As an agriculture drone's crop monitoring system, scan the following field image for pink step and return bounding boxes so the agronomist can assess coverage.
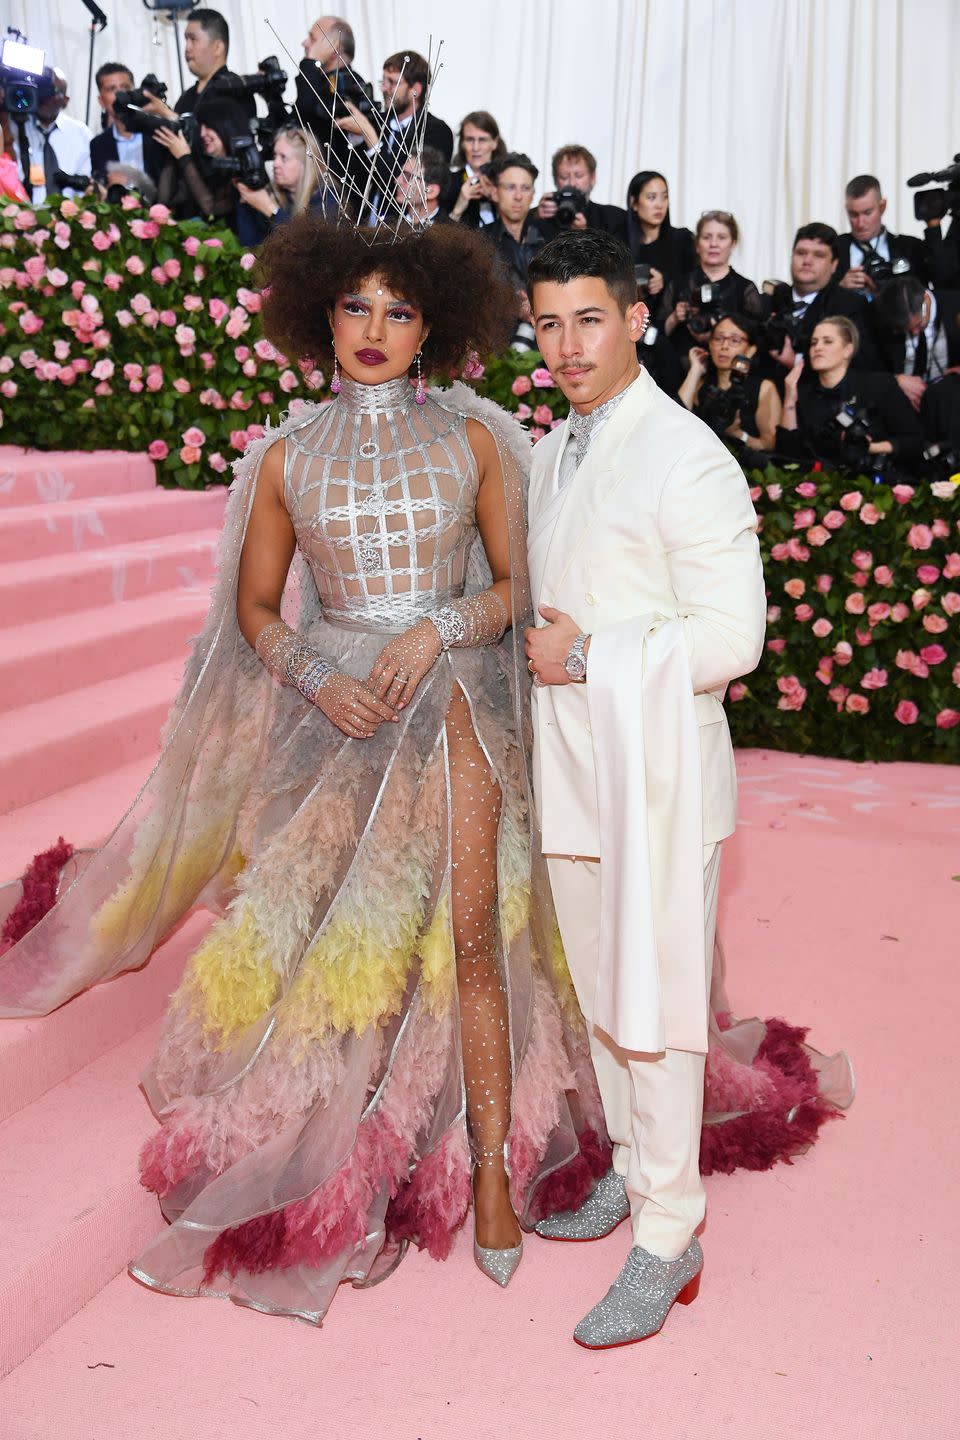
[0,1016,164,1378]
[0,488,226,563]
[0,657,185,814]
[0,449,156,507]
[0,589,209,711]
[0,910,210,1125]
[0,529,221,624]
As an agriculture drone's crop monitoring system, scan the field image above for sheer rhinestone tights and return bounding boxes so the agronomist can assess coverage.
[445,685,521,1251]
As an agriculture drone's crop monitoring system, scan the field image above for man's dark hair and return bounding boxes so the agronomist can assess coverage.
[95,62,134,91]
[874,275,926,333]
[793,222,839,258]
[417,145,447,194]
[551,144,597,183]
[383,50,429,103]
[491,151,538,184]
[187,8,230,55]
[845,173,882,201]
[527,229,636,313]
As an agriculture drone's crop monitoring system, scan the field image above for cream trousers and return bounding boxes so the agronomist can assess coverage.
[547,843,721,1259]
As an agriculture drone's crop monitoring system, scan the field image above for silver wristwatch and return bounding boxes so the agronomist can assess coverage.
[564,632,590,682]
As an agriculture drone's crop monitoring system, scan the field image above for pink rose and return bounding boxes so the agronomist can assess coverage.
[840,490,863,511]
[237,286,261,313]
[208,297,229,324]
[530,367,554,387]
[24,255,45,282]
[828,684,849,709]
[766,637,787,653]
[806,525,830,547]
[240,252,256,271]
[147,439,169,461]
[94,382,113,397]
[776,675,807,711]
[894,701,919,725]
[183,295,203,313]
[205,238,224,249]
[242,359,257,378]
[258,390,274,405]
[766,482,782,500]
[173,378,191,394]
[822,510,846,530]
[229,390,252,411]
[70,280,86,300]
[38,360,61,382]
[873,565,893,586]
[891,484,915,504]
[767,604,781,623]
[770,543,788,562]
[254,339,277,363]
[891,602,910,623]
[91,358,115,381]
[246,424,266,442]
[163,258,181,280]
[179,445,202,466]
[208,452,228,474]
[19,350,38,369]
[784,578,806,599]
[160,309,177,327]
[175,323,196,349]
[895,650,929,678]
[941,592,960,616]
[130,292,151,316]
[785,538,810,562]
[91,230,112,251]
[150,266,168,287]
[13,208,37,230]
[225,309,249,339]
[462,355,485,381]
[917,564,941,585]
[19,311,43,335]
[944,553,960,580]
[145,371,163,393]
[59,200,78,220]
[148,203,172,223]
[860,668,888,690]
[130,219,160,241]
[912,588,931,610]
[125,255,146,276]
[727,682,746,702]
[279,369,299,393]
[845,592,866,614]
[115,309,134,327]
[907,523,934,550]
[230,429,249,451]
[815,574,833,594]
[920,644,948,665]
[511,374,533,396]
[749,485,762,502]
[181,426,206,447]
[860,502,881,525]
[932,518,950,538]
[103,272,122,291]
[867,602,891,625]
[533,403,554,424]
[793,507,816,529]
[795,481,818,498]
[851,549,873,570]
[834,641,853,666]
[0,380,17,399]
[846,694,870,714]
[194,265,206,282]
[936,709,960,729]
[816,657,834,684]
[812,618,833,638]
[142,309,160,329]
[795,603,814,622]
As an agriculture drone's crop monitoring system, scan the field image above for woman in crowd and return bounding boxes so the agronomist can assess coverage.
[778,315,925,465]
[447,110,505,227]
[235,124,335,232]
[154,98,253,235]
[0,107,28,202]
[679,312,781,451]
[625,170,695,313]
[664,209,763,360]
[0,217,610,1322]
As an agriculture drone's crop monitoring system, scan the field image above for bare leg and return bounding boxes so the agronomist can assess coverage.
[446,685,521,1250]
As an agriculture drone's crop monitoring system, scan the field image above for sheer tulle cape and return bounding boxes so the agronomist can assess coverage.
[0,386,609,1321]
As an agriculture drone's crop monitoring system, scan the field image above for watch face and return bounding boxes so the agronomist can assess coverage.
[565,653,586,680]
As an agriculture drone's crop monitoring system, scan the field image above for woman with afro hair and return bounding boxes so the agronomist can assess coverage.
[0,217,613,1323]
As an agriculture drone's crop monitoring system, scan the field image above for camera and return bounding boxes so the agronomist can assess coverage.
[116,73,167,108]
[217,55,289,108]
[908,156,960,224]
[0,31,45,117]
[760,305,801,356]
[824,398,875,459]
[859,241,911,289]
[686,282,721,339]
[114,75,185,138]
[207,133,270,190]
[330,68,376,121]
[552,186,588,227]
[922,440,960,479]
[698,354,752,436]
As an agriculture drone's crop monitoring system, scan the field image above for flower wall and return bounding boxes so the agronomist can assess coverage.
[0,196,957,763]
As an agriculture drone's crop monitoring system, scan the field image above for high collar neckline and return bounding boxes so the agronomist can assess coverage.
[336,373,415,414]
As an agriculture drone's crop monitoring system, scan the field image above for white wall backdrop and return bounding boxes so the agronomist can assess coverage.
[13,0,960,283]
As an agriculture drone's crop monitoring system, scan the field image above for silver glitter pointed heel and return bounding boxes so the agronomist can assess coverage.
[573,1237,703,1349]
[535,1167,630,1242]
[472,1141,523,1288]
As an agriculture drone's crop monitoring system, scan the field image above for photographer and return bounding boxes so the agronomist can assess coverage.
[396,146,451,226]
[155,98,252,233]
[777,316,924,468]
[679,312,781,451]
[13,66,91,202]
[235,124,334,230]
[837,174,925,293]
[874,275,960,448]
[763,223,880,375]
[297,15,367,180]
[536,145,628,240]
[923,216,960,289]
[447,111,505,227]
[663,210,762,359]
[173,9,255,122]
[91,63,166,188]
[625,170,694,316]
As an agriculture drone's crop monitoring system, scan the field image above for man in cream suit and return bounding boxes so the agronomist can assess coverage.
[524,231,766,1349]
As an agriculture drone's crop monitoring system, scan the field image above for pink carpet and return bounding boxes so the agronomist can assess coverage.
[0,452,956,1437]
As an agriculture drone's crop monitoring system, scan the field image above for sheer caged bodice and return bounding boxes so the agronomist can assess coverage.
[283,375,479,631]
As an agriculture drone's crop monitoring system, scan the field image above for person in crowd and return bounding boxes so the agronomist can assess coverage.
[297,15,367,187]
[235,124,335,231]
[778,315,924,466]
[395,146,451,225]
[485,152,549,291]
[625,169,694,313]
[763,223,881,375]
[536,145,628,240]
[104,160,158,205]
[90,62,166,188]
[679,312,781,451]
[447,111,505,228]
[923,212,960,289]
[663,210,762,360]
[154,97,253,235]
[874,275,960,447]
[0,102,29,201]
[173,8,256,121]
[836,174,925,292]
[11,66,91,203]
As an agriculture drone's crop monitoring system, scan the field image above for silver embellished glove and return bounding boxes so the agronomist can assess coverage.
[255,621,396,739]
[428,591,509,650]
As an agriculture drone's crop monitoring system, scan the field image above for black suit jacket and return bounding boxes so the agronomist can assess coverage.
[175,67,256,123]
[876,288,960,374]
[923,221,960,288]
[836,229,926,284]
[766,280,883,370]
[541,199,628,243]
[90,128,166,186]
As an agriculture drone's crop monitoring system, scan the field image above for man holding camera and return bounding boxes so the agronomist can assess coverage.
[537,145,627,241]
[396,147,451,226]
[874,275,960,442]
[764,223,880,374]
[91,63,166,187]
[837,174,925,293]
[174,9,255,122]
[14,66,91,202]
